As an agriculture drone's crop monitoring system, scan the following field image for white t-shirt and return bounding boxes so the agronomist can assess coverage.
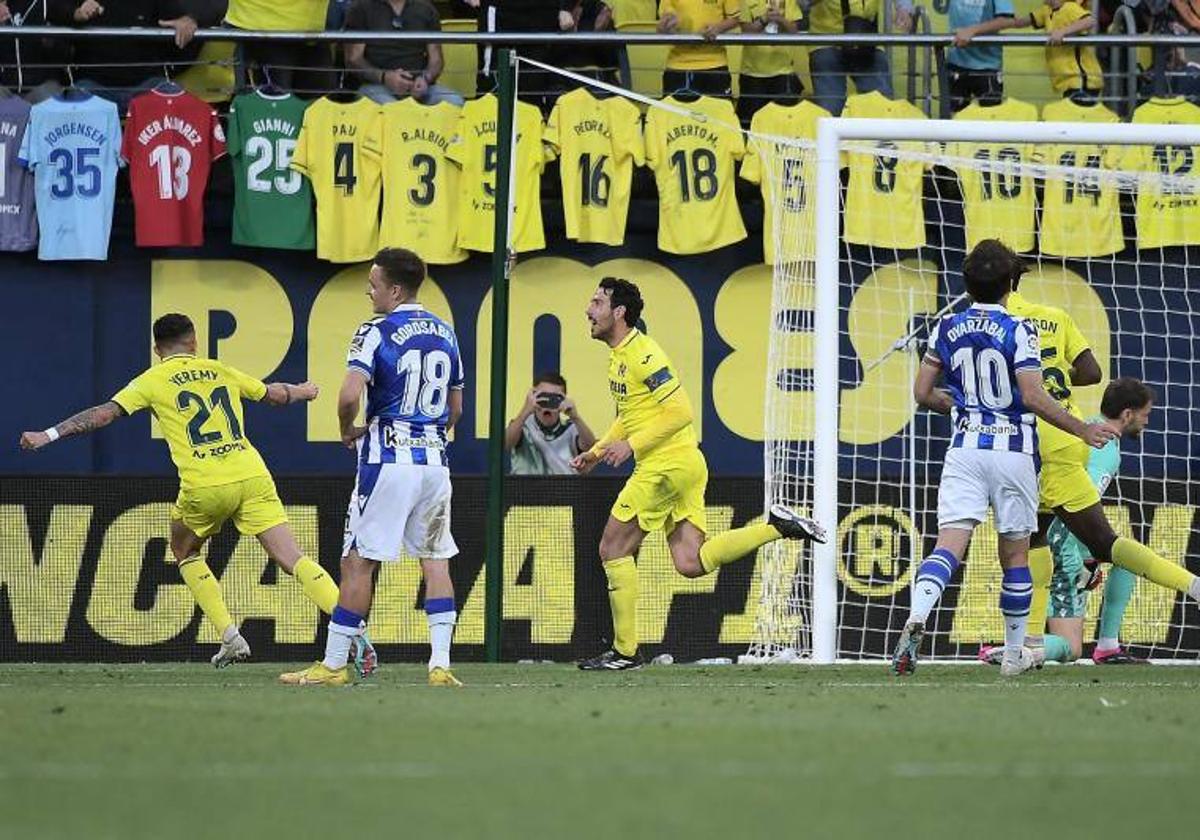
[511,415,582,475]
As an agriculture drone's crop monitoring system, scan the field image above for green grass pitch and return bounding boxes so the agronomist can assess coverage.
[1,663,1198,839]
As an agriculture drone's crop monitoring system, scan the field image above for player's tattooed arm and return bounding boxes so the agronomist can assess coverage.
[263,381,320,407]
[20,401,125,450]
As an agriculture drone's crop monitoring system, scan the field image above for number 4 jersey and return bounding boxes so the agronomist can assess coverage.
[122,90,226,247]
[227,91,314,250]
[18,94,122,261]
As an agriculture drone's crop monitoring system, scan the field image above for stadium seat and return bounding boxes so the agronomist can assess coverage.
[441,18,478,99]
[178,41,236,104]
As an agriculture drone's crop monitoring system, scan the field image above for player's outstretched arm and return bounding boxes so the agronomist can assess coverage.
[20,401,125,451]
[337,371,369,449]
[913,358,954,414]
[447,388,463,433]
[571,416,626,474]
[262,381,320,407]
[1016,370,1114,448]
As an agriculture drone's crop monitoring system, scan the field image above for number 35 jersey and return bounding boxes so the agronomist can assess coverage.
[227,91,314,250]
[18,94,122,261]
[347,303,465,466]
[292,96,383,263]
[122,90,226,247]
[380,99,466,265]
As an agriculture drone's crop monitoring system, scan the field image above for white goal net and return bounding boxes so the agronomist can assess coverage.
[750,113,1200,664]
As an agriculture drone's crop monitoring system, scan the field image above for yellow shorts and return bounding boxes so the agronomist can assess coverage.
[172,474,288,539]
[1039,442,1101,514]
[611,447,709,534]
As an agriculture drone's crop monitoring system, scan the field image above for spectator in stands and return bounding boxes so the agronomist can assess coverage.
[978,0,1103,101]
[0,1,66,101]
[225,0,335,96]
[739,0,805,123]
[47,0,226,108]
[472,0,569,108]
[806,0,912,116]
[343,0,464,105]
[505,373,597,476]
[658,0,740,97]
[947,0,1015,112]
[559,1,622,86]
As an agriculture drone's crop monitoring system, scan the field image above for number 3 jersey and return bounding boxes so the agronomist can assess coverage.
[227,91,314,250]
[347,303,465,466]
[18,94,121,261]
[925,302,1041,455]
[110,354,271,490]
[122,90,226,247]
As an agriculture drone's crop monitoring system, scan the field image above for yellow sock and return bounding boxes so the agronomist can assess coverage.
[603,556,639,657]
[1111,537,1195,595]
[699,523,780,575]
[1025,545,1052,637]
[179,558,234,637]
[293,556,339,614]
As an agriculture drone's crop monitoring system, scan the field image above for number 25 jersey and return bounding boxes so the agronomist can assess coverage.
[644,95,746,255]
[292,96,382,263]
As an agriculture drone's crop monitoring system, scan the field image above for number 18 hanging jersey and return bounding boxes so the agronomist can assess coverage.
[291,96,383,263]
[122,89,226,247]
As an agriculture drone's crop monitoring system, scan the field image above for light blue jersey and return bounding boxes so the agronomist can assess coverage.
[18,95,121,261]
[926,301,1041,457]
[346,303,465,467]
[948,0,1015,70]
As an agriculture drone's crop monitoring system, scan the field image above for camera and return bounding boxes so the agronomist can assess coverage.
[535,392,565,409]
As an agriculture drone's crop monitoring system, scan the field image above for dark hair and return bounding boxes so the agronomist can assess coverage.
[153,313,195,347]
[374,247,426,291]
[599,276,644,327]
[1101,377,1155,419]
[962,239,1018,305]
[534,371,567,390]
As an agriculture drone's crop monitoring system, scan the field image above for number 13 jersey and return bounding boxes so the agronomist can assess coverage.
[227,91,314,250]
[381,99,466,265]
[292,96,383,263]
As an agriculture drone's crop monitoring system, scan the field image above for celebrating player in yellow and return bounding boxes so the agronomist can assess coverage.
[19,313,375,673]
[570,278,827,670]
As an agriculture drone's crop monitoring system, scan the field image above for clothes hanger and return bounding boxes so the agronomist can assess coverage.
[153,66,184,95]
[60,66,91,101]
[257,65,286,97]
[671,72,700,102]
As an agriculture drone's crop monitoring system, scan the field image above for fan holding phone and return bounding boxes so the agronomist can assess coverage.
[504,371,598,475]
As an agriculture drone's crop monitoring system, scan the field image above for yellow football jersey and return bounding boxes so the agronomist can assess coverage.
[740,100,830,264]
[291,96,383,263]
[950,98,1039,253]
[447,94,553,253]
[842,92,929,249]
[226,0,328,31]
[380,99,466,265]
[608,329,698,464]
[1029,2,1103,93]
[1037,98,1123,258]
[659,0,740,70]
[808,0,880,33]
[111,354,271,490]
[644,95,747,255]
[545,89,645,246]
[739,0,804,77]
[1006,291,1091,455]
[1129,97,1200,249]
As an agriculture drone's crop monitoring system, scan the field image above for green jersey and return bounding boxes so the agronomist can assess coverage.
[227,91,315,249]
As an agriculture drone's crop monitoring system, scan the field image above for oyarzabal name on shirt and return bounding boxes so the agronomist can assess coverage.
[945,318,1008,344]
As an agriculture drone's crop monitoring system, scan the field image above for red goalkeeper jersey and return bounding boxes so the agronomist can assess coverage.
[122,90,226,247]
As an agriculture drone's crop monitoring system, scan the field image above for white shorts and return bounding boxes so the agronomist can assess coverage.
[343,463,458,561]
[937,447,1038,539]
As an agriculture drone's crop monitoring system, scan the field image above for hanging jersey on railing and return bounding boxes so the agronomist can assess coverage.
[0,97,37,253]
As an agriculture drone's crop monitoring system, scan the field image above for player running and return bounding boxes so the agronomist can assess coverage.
[570,277,826,671]
[19,313,376,673]
[893,239,1115,677]
[980,377,1156,665]
[281,248,465,688]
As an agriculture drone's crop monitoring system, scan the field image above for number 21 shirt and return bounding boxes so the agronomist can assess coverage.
[292,96,383,263]
[18,94,122,261]
[122,90,226,247]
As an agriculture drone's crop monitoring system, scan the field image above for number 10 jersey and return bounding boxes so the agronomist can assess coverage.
[227,91,315,250]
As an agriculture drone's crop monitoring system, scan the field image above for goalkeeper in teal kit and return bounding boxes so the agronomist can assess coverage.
[981,377,1157,664]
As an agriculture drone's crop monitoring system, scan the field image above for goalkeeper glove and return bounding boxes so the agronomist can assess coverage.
[1076,557,1104,593]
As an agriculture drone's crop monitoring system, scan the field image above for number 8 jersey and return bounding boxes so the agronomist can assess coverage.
[925,302,1041,456]
[347,303,465,467]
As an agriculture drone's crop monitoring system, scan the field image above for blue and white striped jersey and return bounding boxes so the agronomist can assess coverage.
[347,303,465,467]
[926,302,1041,456]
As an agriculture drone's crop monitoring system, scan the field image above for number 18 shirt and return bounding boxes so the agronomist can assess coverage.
[122,90,226,247]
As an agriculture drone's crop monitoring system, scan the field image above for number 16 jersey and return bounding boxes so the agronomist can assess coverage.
[292,96,382,263]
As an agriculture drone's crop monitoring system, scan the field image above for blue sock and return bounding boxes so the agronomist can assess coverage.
[1000,566,1034,652]
[908,548,960,624]
[1097,566,1136,648]
[323,606,365,670]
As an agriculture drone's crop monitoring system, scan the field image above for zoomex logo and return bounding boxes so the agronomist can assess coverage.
[836,505,921,597]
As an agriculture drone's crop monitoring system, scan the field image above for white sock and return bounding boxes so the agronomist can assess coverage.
[1095,636,1120,652]
[1189,577,1200,603]
[221,624,241,644]
[427,609,456,671]
[1004,615,1027,654]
